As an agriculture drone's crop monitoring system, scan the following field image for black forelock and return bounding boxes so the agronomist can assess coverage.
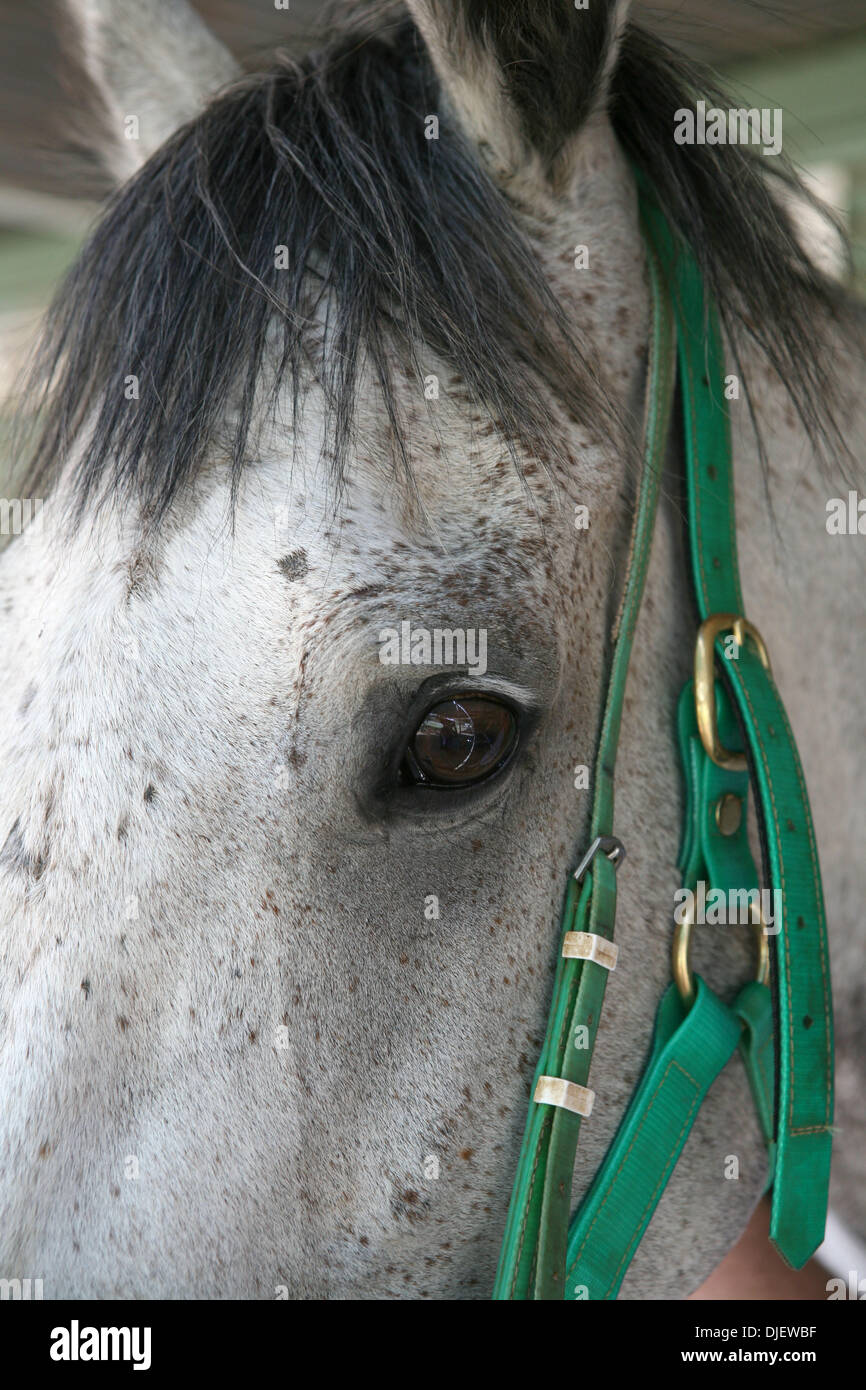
[16,6,861,529]
[19,12,608,528]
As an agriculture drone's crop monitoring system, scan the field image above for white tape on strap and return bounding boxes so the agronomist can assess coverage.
[562,931,618,971]
[533,1075,595,1117]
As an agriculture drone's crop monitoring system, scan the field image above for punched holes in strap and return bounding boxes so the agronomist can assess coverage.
[562,931,618,971]
[534,1076,595,1118]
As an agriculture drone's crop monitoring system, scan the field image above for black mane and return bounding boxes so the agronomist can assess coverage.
[17,8,859,526]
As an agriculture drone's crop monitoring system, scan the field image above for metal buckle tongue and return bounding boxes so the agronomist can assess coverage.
[573,835,626,886]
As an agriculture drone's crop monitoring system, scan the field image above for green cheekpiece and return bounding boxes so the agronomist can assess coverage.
[492,177,834,1301]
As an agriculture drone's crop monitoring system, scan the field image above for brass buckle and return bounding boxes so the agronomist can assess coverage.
[694,613,771,772]
[672,895,770,1008]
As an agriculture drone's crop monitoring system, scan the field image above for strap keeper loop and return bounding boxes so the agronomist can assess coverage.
[534,1076,595,1118]
[562,931,618,971]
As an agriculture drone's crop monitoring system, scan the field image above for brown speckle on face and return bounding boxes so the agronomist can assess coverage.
[278,550,309,582]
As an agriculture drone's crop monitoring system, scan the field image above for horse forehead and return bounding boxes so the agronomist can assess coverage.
[299,476,573,652]
[326,382,598,560]
[335,464,550,565]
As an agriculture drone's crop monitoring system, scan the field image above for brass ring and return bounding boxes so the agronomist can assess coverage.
[672,893,770,1007]
[694,613,771,772]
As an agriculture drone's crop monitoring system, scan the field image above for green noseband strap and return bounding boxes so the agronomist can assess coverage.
[493,179,833,1299]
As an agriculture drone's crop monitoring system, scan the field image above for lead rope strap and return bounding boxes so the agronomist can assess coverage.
[639,186,833,1268]
[492,226,677,1301]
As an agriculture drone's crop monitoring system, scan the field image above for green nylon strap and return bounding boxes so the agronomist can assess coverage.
[737,980,777,1162]
[639,189,834,1267]
[564,977,744,1301]
[675,677,776,1168]
[492,221,677,1301]
[724,650,833,1265]
[563,680,775,1297]
[676,676,770,1028]
[677,679,754,889]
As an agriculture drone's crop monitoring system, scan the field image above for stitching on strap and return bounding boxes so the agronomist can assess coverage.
[605,1066,701,1296]
[566,1056,700,1277]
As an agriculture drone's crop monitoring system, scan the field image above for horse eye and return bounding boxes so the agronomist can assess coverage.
[404,696,518,787]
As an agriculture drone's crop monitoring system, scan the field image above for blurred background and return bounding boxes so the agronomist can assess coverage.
[1,0,865,404]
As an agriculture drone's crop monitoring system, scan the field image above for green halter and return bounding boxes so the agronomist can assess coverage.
[493,179,834,1300]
